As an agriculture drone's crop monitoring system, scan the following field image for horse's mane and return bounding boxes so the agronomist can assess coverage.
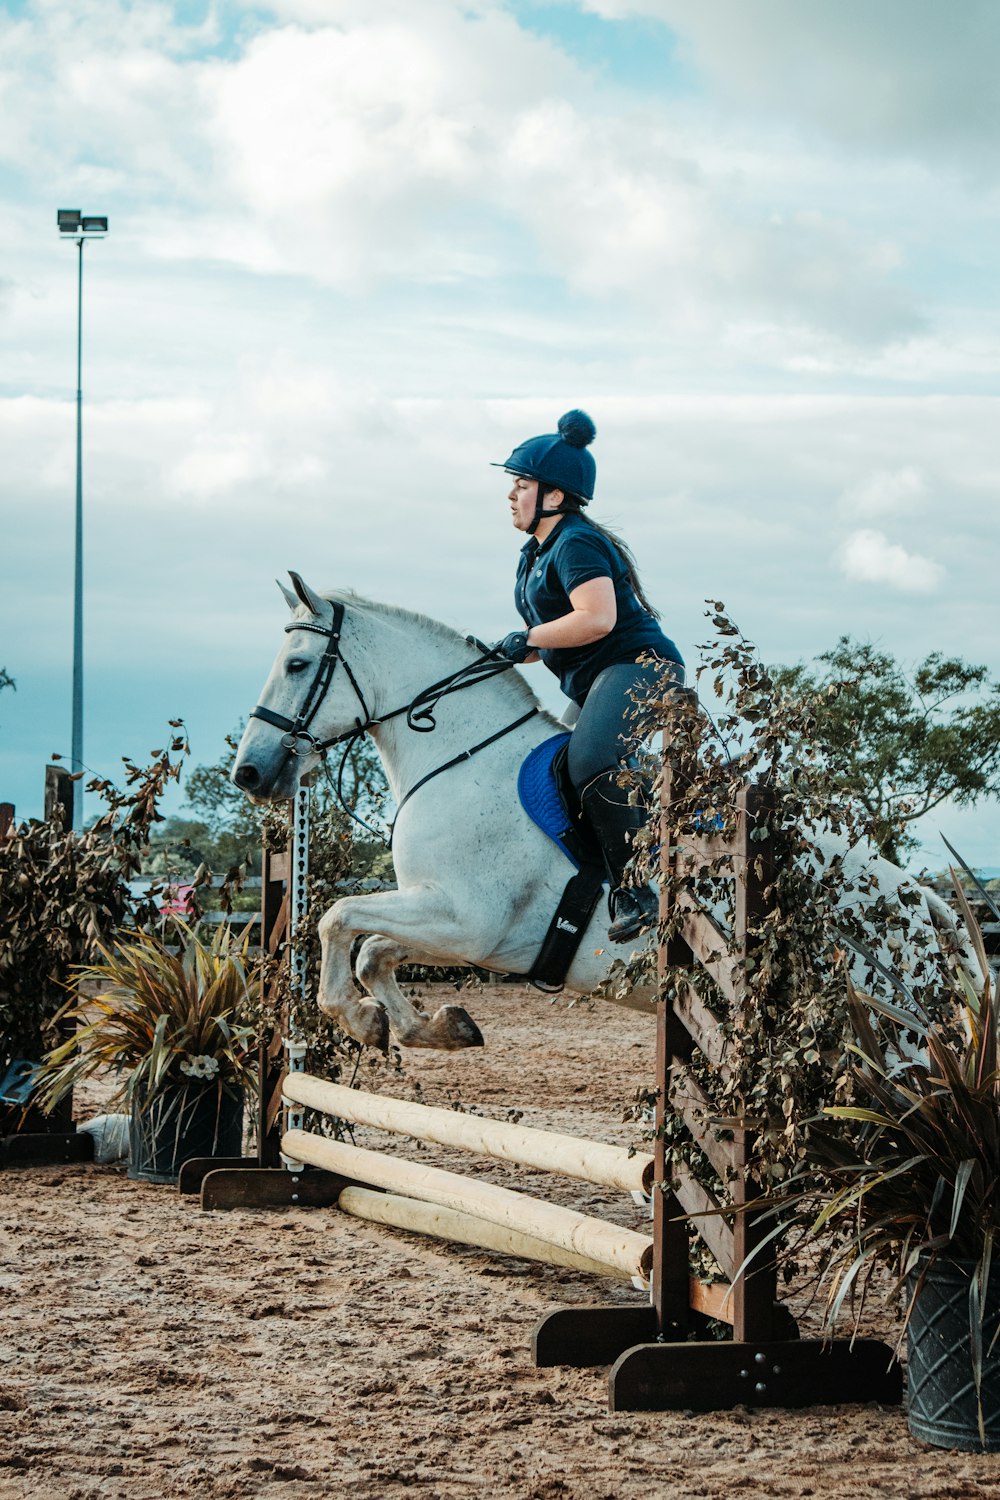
[321,587,560,724]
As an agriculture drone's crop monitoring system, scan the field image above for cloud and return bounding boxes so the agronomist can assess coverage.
[581,0,1000,164]
[496,105,921,346]
[839,466,927,519]
[838,528,943,593]
[0,0,923,352]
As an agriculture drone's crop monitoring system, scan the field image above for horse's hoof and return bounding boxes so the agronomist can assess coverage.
[434,1005,485,1050]
[352,1001,391,1053]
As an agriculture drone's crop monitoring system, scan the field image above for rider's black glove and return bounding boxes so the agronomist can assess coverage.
[493,630,532,664]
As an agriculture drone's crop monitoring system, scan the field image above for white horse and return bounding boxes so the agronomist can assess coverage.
[234,575,620,1051]
[233,576,974,1051]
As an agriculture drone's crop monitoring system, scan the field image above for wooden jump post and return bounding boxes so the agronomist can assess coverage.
[179,780,351,1207]
[531,736,904,1412]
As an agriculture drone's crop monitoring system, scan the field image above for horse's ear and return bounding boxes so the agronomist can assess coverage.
[276,579,299,611]
[288,571,325,616]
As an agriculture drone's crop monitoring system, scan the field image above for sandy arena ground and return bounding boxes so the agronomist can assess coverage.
[3,983,999,1500]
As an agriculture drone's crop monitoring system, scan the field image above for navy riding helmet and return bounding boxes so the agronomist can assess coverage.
[493,410,597,533]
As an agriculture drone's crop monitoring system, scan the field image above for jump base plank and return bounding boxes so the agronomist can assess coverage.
[177,1156,262,1195]
[0,1131,95,1168]
[608,1338,903,1414]
[198,1165,350,1211]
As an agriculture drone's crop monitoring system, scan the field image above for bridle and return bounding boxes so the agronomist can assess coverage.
[249,601,369,758]
[249,601,538,841]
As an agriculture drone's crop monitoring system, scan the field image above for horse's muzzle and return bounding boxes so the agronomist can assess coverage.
[232,762,261,792]
[230,754,298,803]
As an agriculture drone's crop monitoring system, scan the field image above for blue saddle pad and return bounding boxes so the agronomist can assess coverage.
[518,732,580,869]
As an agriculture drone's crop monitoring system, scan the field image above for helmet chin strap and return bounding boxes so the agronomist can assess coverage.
[527,482,579,536]
[526,481,548,536]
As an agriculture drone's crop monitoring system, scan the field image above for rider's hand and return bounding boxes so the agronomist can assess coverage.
[492,630,532,664]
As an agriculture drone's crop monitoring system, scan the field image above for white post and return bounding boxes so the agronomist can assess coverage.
[281,779,311,1162]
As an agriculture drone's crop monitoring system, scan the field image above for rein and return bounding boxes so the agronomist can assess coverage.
[250,608,538,843]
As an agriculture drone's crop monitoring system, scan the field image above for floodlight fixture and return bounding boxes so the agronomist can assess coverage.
[57,209,109,236]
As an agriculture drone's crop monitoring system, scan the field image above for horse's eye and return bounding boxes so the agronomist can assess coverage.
[287,659,309,675]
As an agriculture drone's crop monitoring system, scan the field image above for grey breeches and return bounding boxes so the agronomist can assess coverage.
[565,658,685,792]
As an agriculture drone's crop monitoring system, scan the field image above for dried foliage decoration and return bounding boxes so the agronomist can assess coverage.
[0,728,189,1062]
[249,796,402,1118]
[604,606,962,1240]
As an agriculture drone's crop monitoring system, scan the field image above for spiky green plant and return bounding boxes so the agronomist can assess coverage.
[748,862,1000,1438]
[35,922,257,1113]
[779,869,997,1324]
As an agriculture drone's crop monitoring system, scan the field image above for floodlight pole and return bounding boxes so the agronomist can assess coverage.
[72,232,84,830]
[57,210,107,831]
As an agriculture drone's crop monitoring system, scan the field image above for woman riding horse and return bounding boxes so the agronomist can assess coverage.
[490,410,684,944]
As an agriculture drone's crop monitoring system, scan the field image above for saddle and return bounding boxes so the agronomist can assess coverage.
[517,733,607,991]
[517,732,602,869]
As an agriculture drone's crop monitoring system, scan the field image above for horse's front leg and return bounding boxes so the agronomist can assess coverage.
[313,895,392,1051]
[316,889,485,1051]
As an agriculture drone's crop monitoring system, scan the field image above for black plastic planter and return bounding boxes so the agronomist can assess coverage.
[907,1257,1000,1452]
[128,1083,244,1185]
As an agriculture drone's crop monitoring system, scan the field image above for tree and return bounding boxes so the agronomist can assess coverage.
[141,815,243,881]
[143,727,394,882]
[175,728,265,870]
[770,638,1000,863]
[0,667,14,727]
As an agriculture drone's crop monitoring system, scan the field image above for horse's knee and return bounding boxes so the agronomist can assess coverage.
[316,989,342,1022]
[317,899,350,947]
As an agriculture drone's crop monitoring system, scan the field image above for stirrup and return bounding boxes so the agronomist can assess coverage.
[607,884,658,943]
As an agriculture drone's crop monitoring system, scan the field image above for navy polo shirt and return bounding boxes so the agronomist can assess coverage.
[515,513,683,704]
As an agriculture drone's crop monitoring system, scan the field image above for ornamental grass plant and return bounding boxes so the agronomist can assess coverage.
[36,921,258,1115]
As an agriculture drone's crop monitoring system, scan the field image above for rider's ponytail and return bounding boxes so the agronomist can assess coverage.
[561,498,661,620]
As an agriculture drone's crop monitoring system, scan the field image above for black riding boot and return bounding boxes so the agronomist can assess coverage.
[580,769,659,944]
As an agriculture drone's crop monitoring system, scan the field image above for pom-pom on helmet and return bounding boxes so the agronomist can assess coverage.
[492,409,597,502]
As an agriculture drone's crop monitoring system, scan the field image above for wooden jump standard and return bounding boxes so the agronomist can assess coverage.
[531,753,903,1413]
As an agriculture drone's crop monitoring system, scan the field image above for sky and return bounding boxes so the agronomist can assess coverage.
[1,0,998,871]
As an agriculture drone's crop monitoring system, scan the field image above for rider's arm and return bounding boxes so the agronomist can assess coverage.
[525,576,617,652]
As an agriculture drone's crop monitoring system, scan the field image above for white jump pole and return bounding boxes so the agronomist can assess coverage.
[282,1072,654,1195]
[283,1127,654,1283]
[338,1186,644,1282]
